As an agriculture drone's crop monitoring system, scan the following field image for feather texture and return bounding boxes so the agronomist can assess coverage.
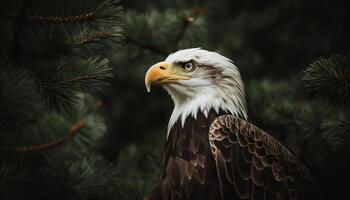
[209,115,321,200]
[160,110,224,200]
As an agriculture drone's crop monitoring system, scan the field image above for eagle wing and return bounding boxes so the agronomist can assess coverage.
[209,115,320,200]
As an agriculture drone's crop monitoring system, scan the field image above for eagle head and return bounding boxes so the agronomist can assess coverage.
[145,48,247,132]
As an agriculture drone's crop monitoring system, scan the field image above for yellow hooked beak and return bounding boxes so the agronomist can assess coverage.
[145,62,191,92]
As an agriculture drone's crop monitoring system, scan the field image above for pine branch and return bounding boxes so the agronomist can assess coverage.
[35,58,113,109]
[14,0,123,61]
[3,120,85,152]
[71,29,123,52]
[303,54,350,108]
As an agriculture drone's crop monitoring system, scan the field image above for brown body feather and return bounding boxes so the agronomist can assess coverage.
[159,111,321,200]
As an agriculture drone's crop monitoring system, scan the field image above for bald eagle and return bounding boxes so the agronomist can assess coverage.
[145,48,320,200]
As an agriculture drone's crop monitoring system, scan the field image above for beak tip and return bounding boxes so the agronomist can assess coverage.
[145,83,151,93]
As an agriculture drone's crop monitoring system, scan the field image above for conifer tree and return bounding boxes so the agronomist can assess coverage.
[0,0,141,199]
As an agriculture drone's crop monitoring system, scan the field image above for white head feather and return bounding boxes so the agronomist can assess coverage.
[163,48,247,138]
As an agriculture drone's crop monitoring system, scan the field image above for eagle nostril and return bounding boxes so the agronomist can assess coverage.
[159,66,166,70]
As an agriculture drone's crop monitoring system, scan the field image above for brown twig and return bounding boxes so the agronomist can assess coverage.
[29,12,96,23]
[64,75,91,82]
[77,32,110,46]
[4,121,85,152]
[171,16,194,51]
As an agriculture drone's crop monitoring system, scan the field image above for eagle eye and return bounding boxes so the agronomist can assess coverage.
[181,62,195,72]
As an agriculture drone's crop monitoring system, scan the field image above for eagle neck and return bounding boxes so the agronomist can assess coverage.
[166,93,241,139]
[167,108,228,138]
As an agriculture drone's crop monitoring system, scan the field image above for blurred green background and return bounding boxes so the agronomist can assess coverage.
[103,0,348,150]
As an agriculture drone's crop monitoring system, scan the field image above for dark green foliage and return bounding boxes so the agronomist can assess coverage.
[246,79,332,166]
[301,55,350,156]
[0,63,44,130]
[0,0,140,199]
[302,54,350,158]
[322,121,350,154]
[0,153,128,200]
[116,144,162,197]
[0,94,103,150]
[304,54,350,108]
